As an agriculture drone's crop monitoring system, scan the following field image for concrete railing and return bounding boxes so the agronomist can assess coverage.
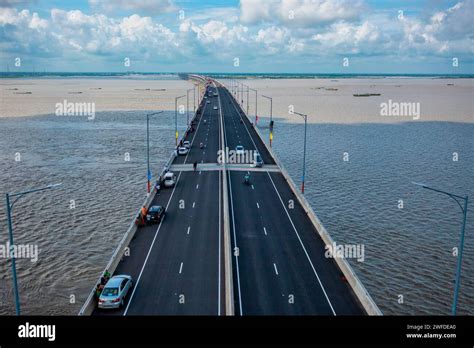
[79,94,204,315]
[78,150,176,316]
[219,81,382,316]
[215,82,234,316]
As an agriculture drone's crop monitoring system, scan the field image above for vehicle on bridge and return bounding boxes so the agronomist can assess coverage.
[183,140,191,149]
[146,205,166,224]
[244,173,251,185]
[213,106,218,110]
[98,275,133,309]
[235,145,245,155]
[178,146,188,155]
[251,151,263,168]
[163,172,176,188]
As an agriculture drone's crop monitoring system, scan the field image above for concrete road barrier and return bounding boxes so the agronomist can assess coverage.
[79,99,203,316]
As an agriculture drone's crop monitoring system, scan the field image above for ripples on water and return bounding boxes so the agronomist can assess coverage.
[0,112,472,315]
[260,119,474,315]
[0,111,187,315]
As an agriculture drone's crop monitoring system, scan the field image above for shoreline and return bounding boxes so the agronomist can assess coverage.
[1,77,472,124]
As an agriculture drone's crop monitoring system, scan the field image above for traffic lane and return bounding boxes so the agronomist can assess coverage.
[125,171,220,315]
[219,88,264,163]
[219,88,275,165]
[172,102,205,165]
[268,171,364,315]
[244,171,336,314]
[221,87,274,165]
[228,169,286,315]
[179,169,221,314]
[229,170,335,315]
[182,97,220,164]
[93,183,176,316]
[220,89,256,156]
[199,98,220,163]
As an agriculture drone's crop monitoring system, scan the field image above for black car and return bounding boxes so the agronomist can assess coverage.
[146,205,166,224]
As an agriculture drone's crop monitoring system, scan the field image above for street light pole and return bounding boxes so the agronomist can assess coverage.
[249,88,258,125]
[235,80,238,100]
[193,84,196,113]
[5,182,62,315]
[146,111,164,193]
[413,182,469,315]
[186,88,193,127]
[246,85,249,115]
[175,95,186,146]
[262,95,273,147]
[293,111,308,194]
[262,95,273,123]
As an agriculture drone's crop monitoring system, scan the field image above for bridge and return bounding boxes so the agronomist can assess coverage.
[80,76,381,316]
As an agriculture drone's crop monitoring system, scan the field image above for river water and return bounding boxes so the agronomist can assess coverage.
[0,94,473,315]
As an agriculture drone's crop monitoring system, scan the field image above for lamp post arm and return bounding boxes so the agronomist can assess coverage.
[416,184,467,213]
[9,183,63,210]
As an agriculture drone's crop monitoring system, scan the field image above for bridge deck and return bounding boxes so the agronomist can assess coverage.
[92,82,364,316]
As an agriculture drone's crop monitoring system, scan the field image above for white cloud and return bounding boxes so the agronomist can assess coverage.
[255,26,292,54]
[313,21,379,48]
[0,0,472,69]
[398,0,474,55]
[240,0,365,26]
[89,0,176,15]
[0,8,53,57]
[184,7,239,23]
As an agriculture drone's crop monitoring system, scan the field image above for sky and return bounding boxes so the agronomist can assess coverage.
[0,0,473,73]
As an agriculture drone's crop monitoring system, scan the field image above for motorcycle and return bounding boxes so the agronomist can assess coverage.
[244,174,250,185]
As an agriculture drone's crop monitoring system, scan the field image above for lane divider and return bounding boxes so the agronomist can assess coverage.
[215,81,235,316]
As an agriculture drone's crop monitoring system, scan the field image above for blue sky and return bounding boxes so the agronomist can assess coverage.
[1,0,473,73]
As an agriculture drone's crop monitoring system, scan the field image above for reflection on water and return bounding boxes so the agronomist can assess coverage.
[0,112,472,315]
[259,119,474,315]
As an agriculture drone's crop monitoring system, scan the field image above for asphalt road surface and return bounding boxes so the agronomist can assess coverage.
[218,85,363,315]
[93,86,224,315]
[92,83,365,316]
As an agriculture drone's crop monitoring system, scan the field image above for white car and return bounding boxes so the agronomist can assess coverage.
[98,275,133,309]
[178,146,188,155]
[183,141,191,149]
[163,172,176,187]
[213,106,218,110]
[207,100,210,104]
[235,145,245,155]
